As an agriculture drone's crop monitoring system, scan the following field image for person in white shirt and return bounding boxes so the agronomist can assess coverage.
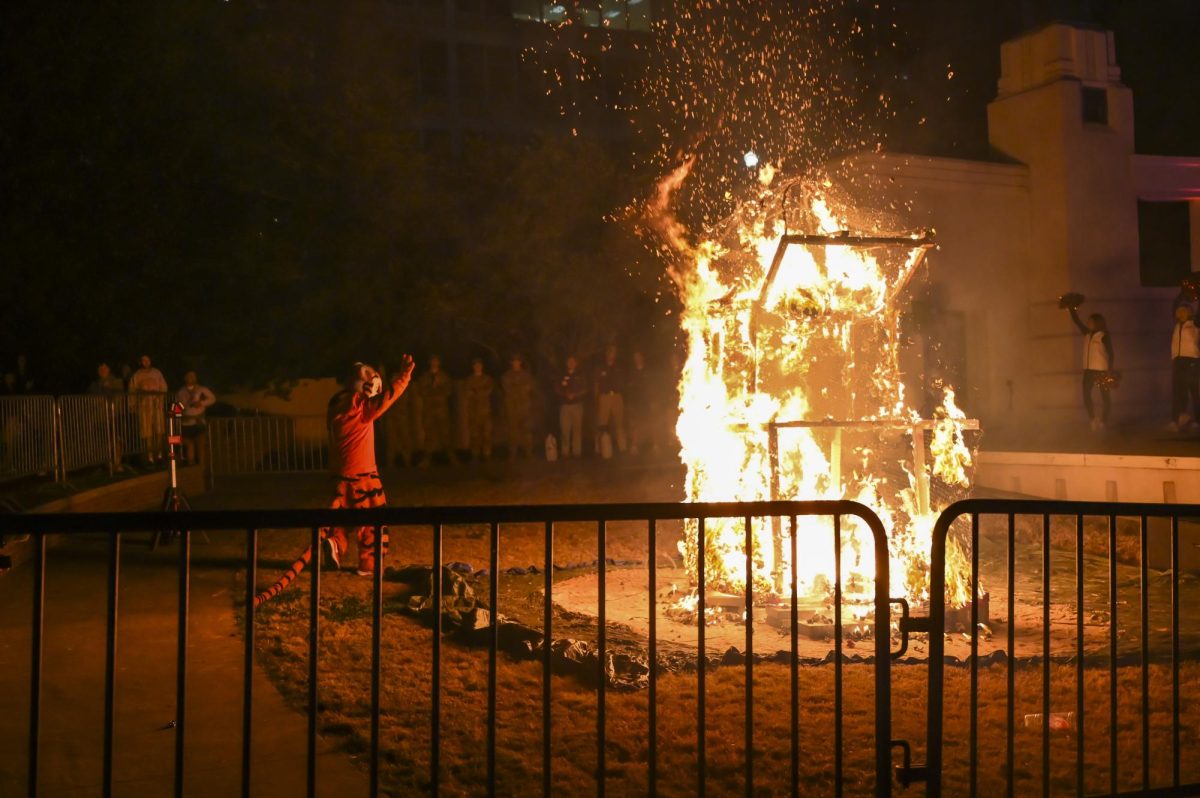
[176,371,216,465]
[1068,305,1114,431]
[129,354,168,465]
[1169,304,1200,431]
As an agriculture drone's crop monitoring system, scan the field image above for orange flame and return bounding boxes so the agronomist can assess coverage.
[660,166,976,610]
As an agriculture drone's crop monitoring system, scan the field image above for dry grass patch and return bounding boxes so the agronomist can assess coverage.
[248,553,1200,797]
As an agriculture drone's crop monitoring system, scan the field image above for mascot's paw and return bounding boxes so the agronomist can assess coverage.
[1058,292,1085,310]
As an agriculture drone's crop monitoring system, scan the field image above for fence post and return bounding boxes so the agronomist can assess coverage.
[53,398,65,484]
[106,396,117,476]
[205,427,215,489]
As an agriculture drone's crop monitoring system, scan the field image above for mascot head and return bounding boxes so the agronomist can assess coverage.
[347,361,382,397]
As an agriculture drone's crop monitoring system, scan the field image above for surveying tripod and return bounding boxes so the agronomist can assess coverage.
[149,402,191,550]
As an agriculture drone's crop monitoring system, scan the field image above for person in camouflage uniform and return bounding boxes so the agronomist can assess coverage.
[384,360,416,467]
[464,357,495,461]
[418,355,457,466]
[501,353,535,459]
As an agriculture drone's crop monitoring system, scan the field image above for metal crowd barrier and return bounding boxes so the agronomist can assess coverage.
[56,394,116,475]
[0,396,57,482]
[206,415,328,478]
[2,500,896,798]
[923,498,1200,798]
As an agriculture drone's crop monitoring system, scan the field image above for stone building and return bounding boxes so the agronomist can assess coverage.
[832,22,1200,438]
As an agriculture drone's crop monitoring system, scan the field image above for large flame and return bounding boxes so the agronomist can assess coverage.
[660,166,975,611]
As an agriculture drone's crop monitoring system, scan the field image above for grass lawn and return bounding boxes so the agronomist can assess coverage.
[246,515,1200,797]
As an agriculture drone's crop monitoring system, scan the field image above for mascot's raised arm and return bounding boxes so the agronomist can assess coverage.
[254,355,416,607]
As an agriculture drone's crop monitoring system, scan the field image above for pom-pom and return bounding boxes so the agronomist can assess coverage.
[1058,292,1084,310]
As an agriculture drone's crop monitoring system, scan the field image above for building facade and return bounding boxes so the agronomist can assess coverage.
[386,0,657,153]
[833,23,1200,439]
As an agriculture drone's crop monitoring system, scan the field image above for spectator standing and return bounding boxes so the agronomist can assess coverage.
[89,362,127,471]
[1065,303,1113,431]
[384,361,416,467]
[1169,303,1200,431]
[626,350,662,454]
[594,344,627,457]
[14,354,35,394]
[556,355,587,459]
[501,354,535,459]
[464,357,496,461]
[176,370,216,466]
[88,362,125,396]
[129,354,168,466]
[417,355,458,466]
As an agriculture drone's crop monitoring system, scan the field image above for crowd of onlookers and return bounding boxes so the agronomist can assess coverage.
[1,345,677,474]
[375,344,676,467]
[86,355,217,469]
[1,353,217,472]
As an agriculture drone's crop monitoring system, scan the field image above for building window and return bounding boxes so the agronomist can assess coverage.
[1082,87,1108,125]
[1138,201,1192,287]
[542,3,568,23]
[512,0,540,21]
[600,0,625,27]
[419,39,449,99]
[512,0,652,29]
[487,46,516,101]
[627,0,651,31]
[458,44,488,104]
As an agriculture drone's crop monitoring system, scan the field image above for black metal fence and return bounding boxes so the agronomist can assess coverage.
[923,499,1200,798]
[1,500,896,798]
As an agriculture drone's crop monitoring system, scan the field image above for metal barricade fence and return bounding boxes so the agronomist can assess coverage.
[206,415,328,478]
[123,392,166,463]
[0,397,330,487]
[56,394,115,475]
[0,396,57,482]
[921,499,1200,798]
[1,500,896,798]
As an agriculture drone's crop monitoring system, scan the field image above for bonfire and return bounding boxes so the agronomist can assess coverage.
[656,166,978,625]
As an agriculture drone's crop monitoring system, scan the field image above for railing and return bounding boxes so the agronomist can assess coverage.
[56,394,115,475]
[206,415,327,478]
[0,396,57,482]
[0,394,328,488]
[923,499,1200,798]
[111,392,158,463]
[0,500,895,798]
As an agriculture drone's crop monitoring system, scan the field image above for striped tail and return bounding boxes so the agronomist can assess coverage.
[253,532,325,608]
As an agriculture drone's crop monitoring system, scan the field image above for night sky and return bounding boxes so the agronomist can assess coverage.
[2,0,1197,393]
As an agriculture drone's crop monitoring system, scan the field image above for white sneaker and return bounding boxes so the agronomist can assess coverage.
[1088,419,1099,431]
[1166,421,1180,433]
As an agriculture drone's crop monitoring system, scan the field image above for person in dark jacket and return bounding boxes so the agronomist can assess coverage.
[555,355,587,459]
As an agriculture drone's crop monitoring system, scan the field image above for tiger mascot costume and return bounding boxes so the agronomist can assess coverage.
[254,356,415,607]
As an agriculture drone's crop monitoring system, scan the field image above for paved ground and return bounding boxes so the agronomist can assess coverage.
[0,457,686,797]
[3,453,1198,795]
[982,417,1200,457]
[0,483,371,797]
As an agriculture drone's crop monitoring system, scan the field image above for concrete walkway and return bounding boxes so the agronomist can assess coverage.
[0,506,367,796]
[0,458,691,796]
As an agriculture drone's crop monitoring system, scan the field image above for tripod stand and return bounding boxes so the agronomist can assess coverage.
[150,403,190,550]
